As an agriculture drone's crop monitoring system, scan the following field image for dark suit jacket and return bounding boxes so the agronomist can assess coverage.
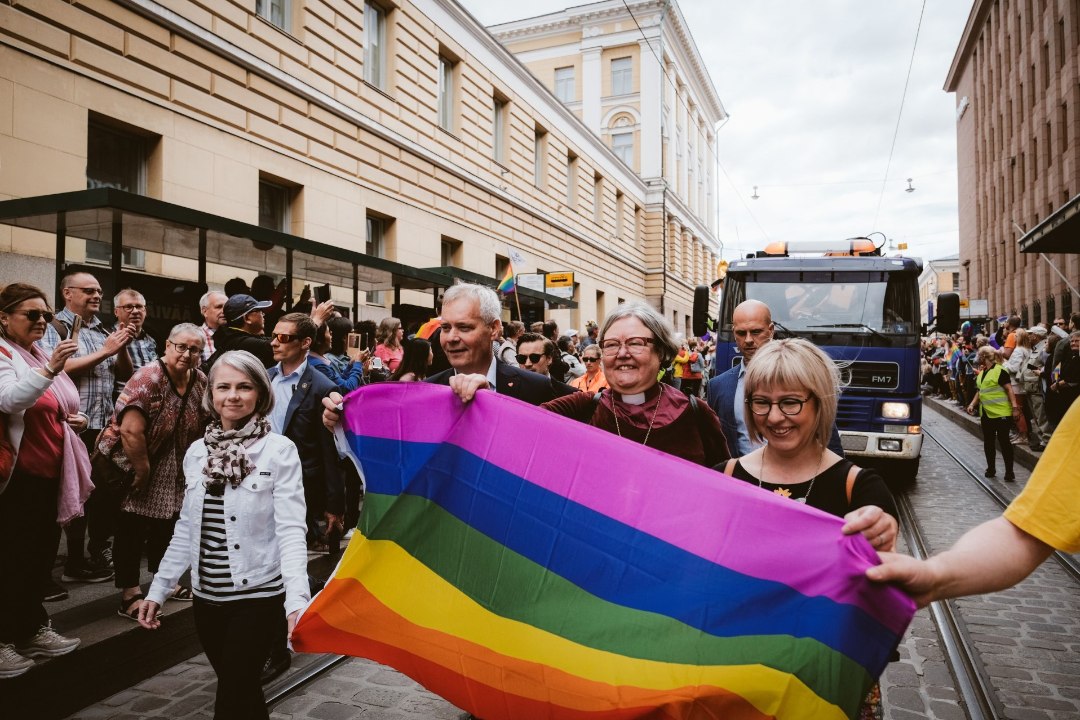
[268,363,345,515]
[208,326,274,369]
[426,361,576,406]
[706,363,845,458]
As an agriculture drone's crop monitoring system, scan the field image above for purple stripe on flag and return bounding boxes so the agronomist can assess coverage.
[344,383,914,633]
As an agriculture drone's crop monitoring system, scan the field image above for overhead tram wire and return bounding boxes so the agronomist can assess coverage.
[621,0,770,244]
[872,0,927,230]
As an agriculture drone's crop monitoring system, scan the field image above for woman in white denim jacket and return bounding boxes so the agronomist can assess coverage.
[138,350,308,720]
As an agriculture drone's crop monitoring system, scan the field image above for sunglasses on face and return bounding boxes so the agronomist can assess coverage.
[69,287,104,296]
[516,353,545,364]
[272,333,299,344]
[15,310,55,323]
[582,357,600,363]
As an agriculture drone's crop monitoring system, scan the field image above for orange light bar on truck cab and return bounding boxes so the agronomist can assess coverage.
[762,239,877,256]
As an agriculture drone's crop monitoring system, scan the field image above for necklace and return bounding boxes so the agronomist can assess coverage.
[759,447,823,504]
[611,390,663,447]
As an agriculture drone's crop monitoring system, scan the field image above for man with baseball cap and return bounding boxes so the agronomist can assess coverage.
[204,293,274,368]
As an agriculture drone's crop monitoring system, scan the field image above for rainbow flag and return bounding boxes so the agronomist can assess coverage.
[293,384,914,719]
[414,317,441,340]
[496,266,515,293]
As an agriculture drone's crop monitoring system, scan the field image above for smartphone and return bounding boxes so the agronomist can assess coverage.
[346,333,363,361]
[69,315,83,343]
[313,283,330,305]
[370,356,383,370]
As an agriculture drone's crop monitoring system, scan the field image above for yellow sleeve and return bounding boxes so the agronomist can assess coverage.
[1004,402,1080,553]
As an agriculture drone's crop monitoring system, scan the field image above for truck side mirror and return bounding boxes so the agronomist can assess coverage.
[692,285,711,337]
[936,292,960,335]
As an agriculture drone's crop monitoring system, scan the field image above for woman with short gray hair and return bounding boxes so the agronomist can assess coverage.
[543,301,729,467]
[96,322,208,621]
[138,350,308,719]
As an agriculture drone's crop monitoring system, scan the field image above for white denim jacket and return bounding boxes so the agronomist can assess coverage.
[147,432,311,616]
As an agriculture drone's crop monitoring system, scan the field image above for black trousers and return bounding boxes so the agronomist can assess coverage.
[193,593,284,720]
[113,511,176,589]
[980,415,1014,475]
[63,429,121,567]
[0,470,58,643]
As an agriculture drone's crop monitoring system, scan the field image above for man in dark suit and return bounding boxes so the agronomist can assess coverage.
[708,300,843,458]
[425,284,575,404]
[264,312,343,681]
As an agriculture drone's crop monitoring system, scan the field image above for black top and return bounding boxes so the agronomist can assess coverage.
[425,361,575,406]
[725,458,898,520]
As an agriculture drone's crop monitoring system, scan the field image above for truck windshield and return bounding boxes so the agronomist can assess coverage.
[728,274,918,342]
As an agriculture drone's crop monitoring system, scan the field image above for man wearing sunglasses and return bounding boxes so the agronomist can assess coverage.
[204,294,275,370]
[39,271,138,585]
[265,312,344,681]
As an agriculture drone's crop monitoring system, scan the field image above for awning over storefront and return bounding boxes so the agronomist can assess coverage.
[0,188,454,315]
[1019,192,1080,254]
[425,266,578,310]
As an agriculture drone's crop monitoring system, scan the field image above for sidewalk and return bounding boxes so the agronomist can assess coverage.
[922,393,1044,471]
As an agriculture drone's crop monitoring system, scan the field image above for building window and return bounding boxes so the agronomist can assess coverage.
[259,181,290,232]
[951,272,960,292]
[86,119,148,268]
[615,190,624,239]
[534,126,547,188]
[593,173,603,224]
[364,2,387,89]
[492,96,508,164]
[554,66,574,103]
[611,132,633,165]
[1061,103,1069,151]
[611,57,632,95]
[567,152,578,207]
[255,0,288,30]
[440,237,461,267]
[438,55,455,131]
[366,216,386,303]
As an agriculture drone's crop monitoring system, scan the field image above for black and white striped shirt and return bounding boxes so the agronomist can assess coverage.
[195,494,283,601]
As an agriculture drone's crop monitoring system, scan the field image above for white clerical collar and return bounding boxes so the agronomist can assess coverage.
[621,392,647,405]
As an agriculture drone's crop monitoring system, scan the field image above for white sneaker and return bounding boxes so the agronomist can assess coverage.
[15,623,80,658]
[0,643,34,678]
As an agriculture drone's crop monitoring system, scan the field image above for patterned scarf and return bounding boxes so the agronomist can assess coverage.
[202,414,271,496]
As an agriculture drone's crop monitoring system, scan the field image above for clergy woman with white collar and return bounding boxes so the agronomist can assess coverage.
[542,301,730,468]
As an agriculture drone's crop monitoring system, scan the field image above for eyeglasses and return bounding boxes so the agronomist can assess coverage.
[116,304,146,312]
[582,357,600,363]
[748,396,814,416]
[599,337,654,356]
[16,310,55,323]
[68,287,103,296]
[272,333,298,344]
[516,353,545,364]
[166,340,203,356]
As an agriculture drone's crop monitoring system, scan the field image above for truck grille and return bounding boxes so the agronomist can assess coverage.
[837,361,900,390]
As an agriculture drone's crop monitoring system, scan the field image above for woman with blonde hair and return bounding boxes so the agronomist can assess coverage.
[968,344,1021,481]
[373,317,404,374]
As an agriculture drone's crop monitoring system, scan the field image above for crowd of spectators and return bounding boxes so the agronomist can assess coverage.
[922,313,1080,458]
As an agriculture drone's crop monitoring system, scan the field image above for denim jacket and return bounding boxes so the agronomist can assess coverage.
[147,432,310,615]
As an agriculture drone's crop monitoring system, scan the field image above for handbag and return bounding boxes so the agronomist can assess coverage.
[89,444,135,492]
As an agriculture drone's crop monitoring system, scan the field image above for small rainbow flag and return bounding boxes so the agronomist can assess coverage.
[293,383,914,720]
[414,317,441,340]
[496,266,515,293]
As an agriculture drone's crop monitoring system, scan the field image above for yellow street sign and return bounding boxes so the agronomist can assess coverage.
[546,272,574,288]
[959,298,969,308]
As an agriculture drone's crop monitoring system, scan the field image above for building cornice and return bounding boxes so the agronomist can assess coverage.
[944,0,990,92]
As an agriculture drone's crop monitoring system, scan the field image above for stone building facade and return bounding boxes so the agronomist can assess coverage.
[945,0,1080,326]
[0,0,722,335]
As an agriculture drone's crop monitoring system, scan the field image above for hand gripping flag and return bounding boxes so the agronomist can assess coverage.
[293,383,914,720]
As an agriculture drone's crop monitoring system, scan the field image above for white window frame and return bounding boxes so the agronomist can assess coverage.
[493,97,507,164]
[611,132,633,166]
[554,66,575,103]
[438,55,454,131]
[364,2,387,89]
[534,128,547,187]
[611,57,632,96]
[255,0,289,31]
[366,216,386,304]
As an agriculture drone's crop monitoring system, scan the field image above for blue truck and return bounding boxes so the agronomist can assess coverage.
[694,239,959,481]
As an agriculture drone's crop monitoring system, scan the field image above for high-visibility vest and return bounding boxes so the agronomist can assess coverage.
[976,364,1011,419]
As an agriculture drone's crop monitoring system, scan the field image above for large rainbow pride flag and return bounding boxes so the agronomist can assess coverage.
[293,383,915,719]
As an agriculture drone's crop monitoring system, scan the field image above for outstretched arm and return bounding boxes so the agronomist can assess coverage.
[866,516,1054,607]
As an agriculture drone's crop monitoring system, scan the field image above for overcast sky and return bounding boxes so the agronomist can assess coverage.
[463,0,974,264]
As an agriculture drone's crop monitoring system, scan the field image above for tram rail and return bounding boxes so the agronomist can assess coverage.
[264,652,348,707]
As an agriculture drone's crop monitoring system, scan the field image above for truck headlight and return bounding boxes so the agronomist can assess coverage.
[881,402,911,419]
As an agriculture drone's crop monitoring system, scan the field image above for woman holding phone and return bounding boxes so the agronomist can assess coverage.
[373,317,404,374]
